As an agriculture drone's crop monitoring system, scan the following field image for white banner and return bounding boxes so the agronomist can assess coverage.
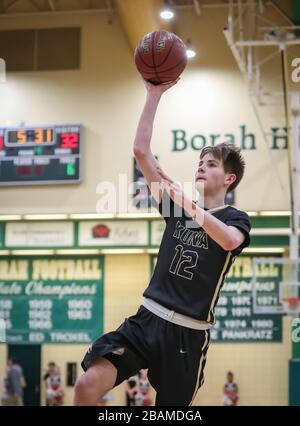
[79,221,148,246]
[5,222,74,247]
[151,220,165,246]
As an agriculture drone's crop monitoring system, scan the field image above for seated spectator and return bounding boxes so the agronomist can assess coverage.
[223,371,239,406]
[43,362,61,406]
[125,374,139,406]
[46,375,64,406]
[125,369,152,406]
[138,369,152,406]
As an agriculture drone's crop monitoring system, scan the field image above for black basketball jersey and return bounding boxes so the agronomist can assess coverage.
[143,192,251,323]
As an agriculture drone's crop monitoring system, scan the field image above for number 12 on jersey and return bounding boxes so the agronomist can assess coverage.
[169,245,198,280]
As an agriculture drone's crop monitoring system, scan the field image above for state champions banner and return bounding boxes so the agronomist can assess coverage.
[0,256,104,344]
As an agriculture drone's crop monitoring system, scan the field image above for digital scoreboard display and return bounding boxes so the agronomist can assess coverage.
[0,124,82,185]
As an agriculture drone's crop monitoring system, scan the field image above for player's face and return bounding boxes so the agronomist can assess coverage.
[195,153,229,195]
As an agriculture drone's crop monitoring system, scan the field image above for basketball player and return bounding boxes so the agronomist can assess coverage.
[74,80,251,406]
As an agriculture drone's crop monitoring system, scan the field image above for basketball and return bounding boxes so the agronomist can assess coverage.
[134,31,187,85]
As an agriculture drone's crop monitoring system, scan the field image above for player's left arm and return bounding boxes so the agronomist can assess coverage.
[201,212,245,251]
[157,169,247,251]
[174,199,246,251]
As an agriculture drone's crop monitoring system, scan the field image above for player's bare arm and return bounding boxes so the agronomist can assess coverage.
[158,168,245,251]
[202,212,245,251]
[133,80,179,203]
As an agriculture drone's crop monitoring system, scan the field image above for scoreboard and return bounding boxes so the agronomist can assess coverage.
[0,124,82,185]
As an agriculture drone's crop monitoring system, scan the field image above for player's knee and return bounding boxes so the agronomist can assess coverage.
[74,374,87,398]
[74,372,97,400]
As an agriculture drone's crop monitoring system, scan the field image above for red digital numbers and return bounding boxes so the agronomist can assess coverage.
[16,166,32,176]
[60,132,79,149]
[0,135,3,150]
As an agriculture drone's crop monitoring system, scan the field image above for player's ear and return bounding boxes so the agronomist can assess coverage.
[225,173,236,187]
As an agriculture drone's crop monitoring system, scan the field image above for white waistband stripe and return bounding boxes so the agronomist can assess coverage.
[143,298,211,331]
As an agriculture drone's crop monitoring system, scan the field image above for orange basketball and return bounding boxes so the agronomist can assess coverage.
[134,31,187,84]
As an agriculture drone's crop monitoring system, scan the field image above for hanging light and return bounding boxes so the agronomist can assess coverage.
[160,1,175,20]
[186,39,196,58]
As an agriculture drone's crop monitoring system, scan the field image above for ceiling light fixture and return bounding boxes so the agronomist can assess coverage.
[186,38,196,58]
[160,1,174,20]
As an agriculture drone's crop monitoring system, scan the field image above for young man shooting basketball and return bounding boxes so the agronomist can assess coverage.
[74,80,251,406]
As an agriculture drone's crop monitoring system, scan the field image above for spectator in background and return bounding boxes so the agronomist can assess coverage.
[125,374,140,406]
[2,357,25,406]
[125,369,152,406]
[43,362,61,406]
[138,369,152,406]
[46,375,64,406]
[223,371,239,406]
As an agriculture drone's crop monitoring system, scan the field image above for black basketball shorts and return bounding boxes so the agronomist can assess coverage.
[81,305,210,406]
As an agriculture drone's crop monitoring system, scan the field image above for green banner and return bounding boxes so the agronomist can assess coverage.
[212,256,282,342]
[0,257,104,344]
[151,255,282,342]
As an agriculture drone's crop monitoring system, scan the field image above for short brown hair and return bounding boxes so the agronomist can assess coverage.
[200,143,245,192]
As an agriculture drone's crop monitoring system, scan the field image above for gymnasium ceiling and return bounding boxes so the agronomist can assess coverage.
[0,0,295,51]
